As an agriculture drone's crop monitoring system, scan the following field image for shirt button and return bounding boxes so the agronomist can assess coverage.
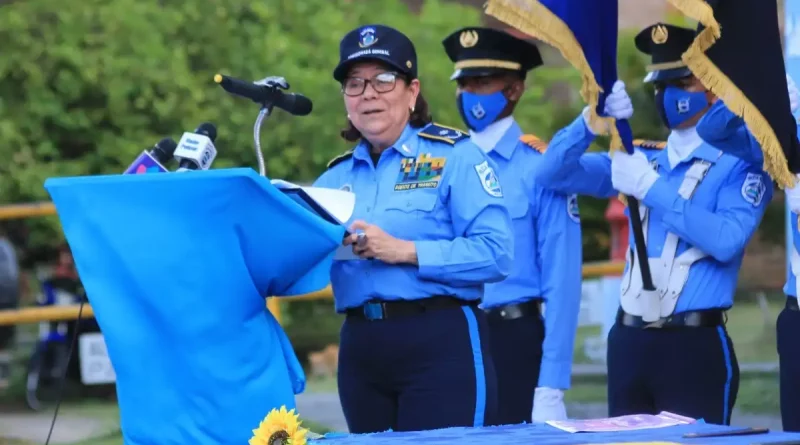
[366,206,371,212]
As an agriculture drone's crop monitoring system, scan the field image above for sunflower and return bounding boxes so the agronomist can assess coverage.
[250,406,309,445]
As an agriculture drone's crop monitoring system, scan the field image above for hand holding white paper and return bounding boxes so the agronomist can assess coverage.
[44,168,345,445]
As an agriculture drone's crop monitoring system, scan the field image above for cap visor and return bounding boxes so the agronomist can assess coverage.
[450,67,521,81]
[334,55,412,82]
[643,67,693,83]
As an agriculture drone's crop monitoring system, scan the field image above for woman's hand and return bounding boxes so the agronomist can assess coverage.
[344,220,418,264]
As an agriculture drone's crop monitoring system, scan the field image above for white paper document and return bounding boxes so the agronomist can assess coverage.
[270,179,355,226]
[270,179,360,260]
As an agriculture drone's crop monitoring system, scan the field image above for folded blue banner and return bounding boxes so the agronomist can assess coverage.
[44,168,345,445]
[485,0,633,153]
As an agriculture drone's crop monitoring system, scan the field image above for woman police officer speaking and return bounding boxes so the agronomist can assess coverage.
[313,24,514,433]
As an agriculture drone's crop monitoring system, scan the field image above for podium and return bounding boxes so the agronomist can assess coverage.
[44,168,346,445]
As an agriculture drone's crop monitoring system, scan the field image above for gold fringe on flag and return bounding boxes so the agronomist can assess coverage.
[667,0,794,188]
[484,0,622,153]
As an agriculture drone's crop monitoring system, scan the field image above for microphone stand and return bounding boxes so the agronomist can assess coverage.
[253,106,273,177]
[250,76,291,177]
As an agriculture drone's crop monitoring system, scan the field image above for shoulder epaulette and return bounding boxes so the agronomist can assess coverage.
[633,139,666,150]
[418,123,469,145]
[520,134,548,153]
[326,150,353,169]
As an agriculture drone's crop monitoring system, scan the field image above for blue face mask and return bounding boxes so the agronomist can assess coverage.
[457,90,508,132]
[655,85,709,129]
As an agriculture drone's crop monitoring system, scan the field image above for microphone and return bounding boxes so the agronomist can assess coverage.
[213,74,313,116]
[124,138,178,174]
[174,123,218,172]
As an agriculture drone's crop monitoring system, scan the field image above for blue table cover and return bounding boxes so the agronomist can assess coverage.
[314,422,800,444]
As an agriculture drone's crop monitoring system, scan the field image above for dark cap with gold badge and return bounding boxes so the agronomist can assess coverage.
[635,23,695,83]
[333,24,418,83]
[442,27,543,81]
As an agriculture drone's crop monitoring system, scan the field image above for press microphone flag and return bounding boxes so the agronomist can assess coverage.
[43,168,347,444]
[123,138,177,174]
[214,74,313,116]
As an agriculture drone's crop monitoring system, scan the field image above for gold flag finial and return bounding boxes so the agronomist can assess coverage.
[460,30,479,48]
[652,25,668,44]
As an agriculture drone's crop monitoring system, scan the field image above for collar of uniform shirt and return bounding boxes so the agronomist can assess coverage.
[470,115,516,153]
[666,126,703,168]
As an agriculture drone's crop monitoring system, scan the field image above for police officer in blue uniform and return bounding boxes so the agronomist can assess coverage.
[313,24,514,434]
[691,77,800,431]
[441,27,583,425]
[534,23,773,425]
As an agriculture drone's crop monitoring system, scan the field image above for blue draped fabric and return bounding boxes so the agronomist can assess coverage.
[44,168,345,445]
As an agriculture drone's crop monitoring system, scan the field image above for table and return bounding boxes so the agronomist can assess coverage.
[311,423,800,444]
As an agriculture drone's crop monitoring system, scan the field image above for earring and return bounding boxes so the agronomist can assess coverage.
[347,114,351,119]
[410,106,415,113]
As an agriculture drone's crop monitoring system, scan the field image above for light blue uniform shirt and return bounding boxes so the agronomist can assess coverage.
[535,115,773,313]
[697,101,799,299]
[475,119,585,389]
[314,123,514,312]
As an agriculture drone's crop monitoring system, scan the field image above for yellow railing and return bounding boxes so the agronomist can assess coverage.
[0,261,624,326]
[0,201,56,220]
[0,201,625,325]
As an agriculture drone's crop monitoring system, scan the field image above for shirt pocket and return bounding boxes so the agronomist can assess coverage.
[505,190,530,221]
[380,192,442,238]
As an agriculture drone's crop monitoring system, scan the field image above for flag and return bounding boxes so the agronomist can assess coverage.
[483,0,659,302]
[484,0,634,153]
[670,0,800,188]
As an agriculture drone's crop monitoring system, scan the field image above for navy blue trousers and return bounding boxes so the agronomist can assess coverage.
[777,300,800,432]
[487,313,544,425]
[607,322,739,424]
[337,305,498,433]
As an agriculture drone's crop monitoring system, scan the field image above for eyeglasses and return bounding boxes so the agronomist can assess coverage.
[342,72,401,97]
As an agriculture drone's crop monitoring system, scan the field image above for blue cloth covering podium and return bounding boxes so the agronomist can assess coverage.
[44,168,347,445]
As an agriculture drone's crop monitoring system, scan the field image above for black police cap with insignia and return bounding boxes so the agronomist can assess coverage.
[442,27,542,81]
[333,24,418,83]
[634,23,695,83]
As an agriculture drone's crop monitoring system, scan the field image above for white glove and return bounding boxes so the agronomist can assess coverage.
[611,150,660,199]
[532,387,567,423]
[788,74,799,115]
[603,80,634,120]
[787,174,800,214]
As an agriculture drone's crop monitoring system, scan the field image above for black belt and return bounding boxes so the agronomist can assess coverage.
[787,297,799,311]
[616,308,725,329]
[484,299,542,322]
[345,296,476,321]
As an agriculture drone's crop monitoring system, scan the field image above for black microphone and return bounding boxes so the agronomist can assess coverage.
[213,74,313,116]
[174,123,218,172]
[123,138,178,174]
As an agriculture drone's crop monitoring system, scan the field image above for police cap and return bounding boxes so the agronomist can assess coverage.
[333,25,418,83]
[634,23,695,83]
[442,27,542,81]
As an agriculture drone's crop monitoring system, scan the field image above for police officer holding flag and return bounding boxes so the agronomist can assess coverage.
[534,23,772,425]
[440,26,586,424]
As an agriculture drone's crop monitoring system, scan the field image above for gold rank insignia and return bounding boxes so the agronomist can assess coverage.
[633,139,667,150]
[520,134,548,153]
[651,25,668,45]
[459,30,478,48]
[418,123,469,145]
